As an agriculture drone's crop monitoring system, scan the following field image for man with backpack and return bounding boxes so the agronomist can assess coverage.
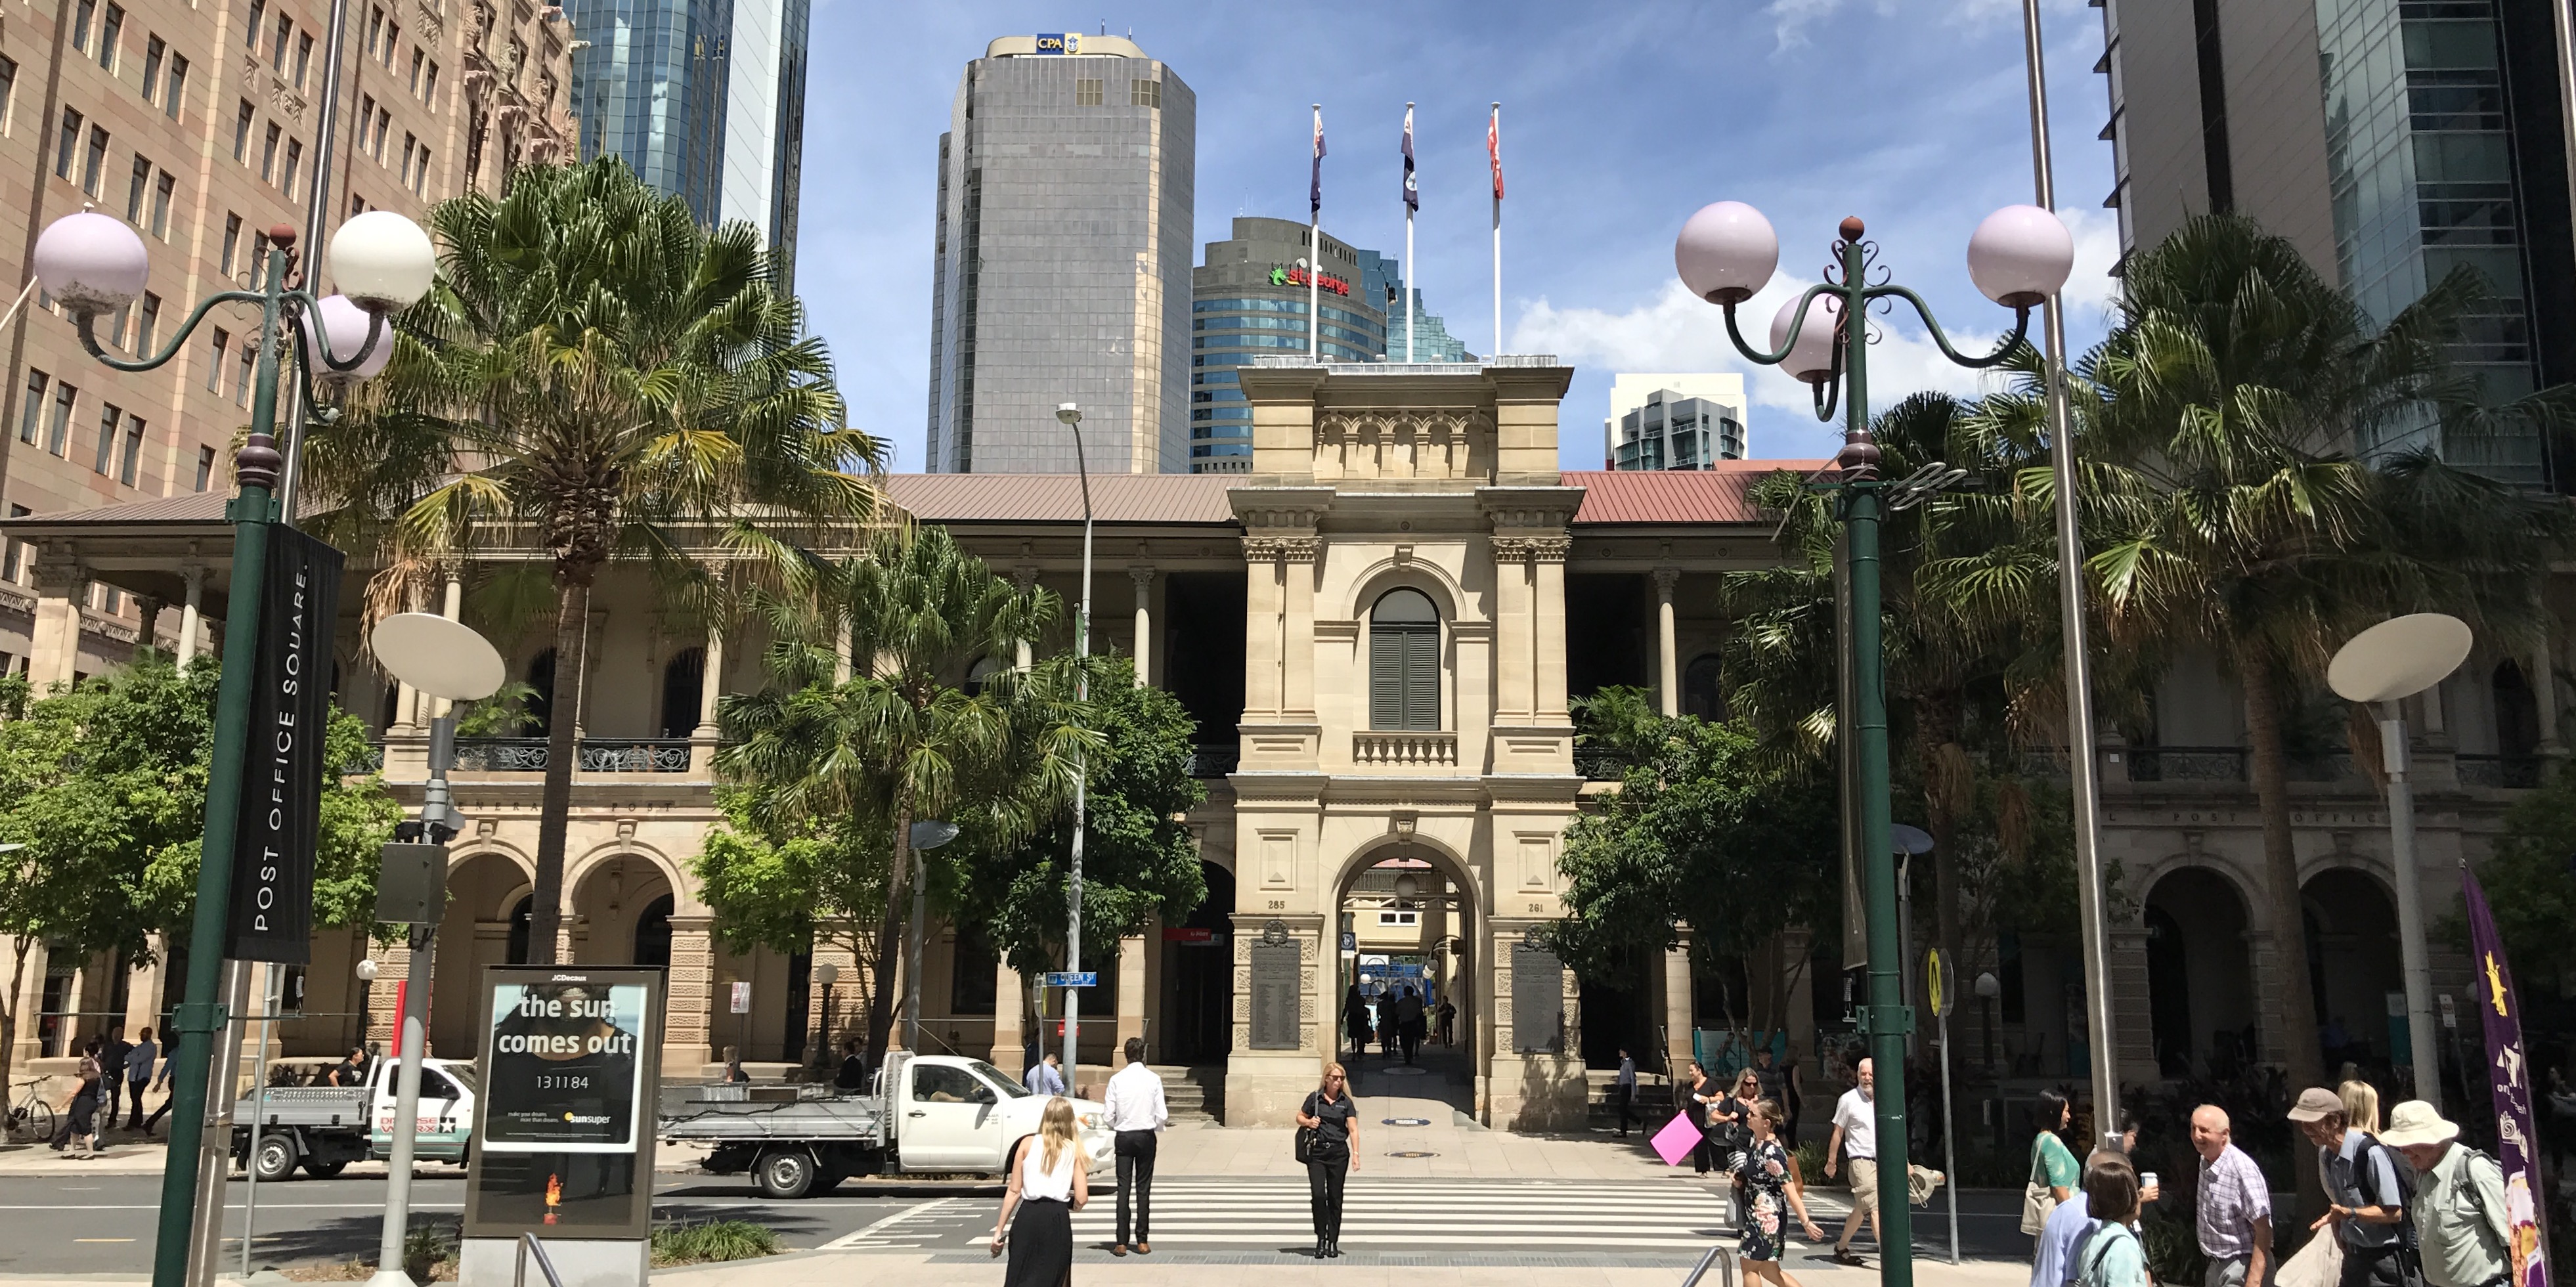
[2380,1101,2510,1287]
[2289,1087,2416,1287]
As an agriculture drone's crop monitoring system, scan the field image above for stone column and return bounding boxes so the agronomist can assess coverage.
[1116,932,1149,1058]
[2535,638,2564,758]
[27,550,86,691]
[1129,567,1154,688]
[990,959,1027,1071]
[1015,567,1039,671]
[175,563,206,673]
[1654,569,1680,717]
[689,628,725,775]
[2108,923,2156,1076]
[1282,542,1317,718]
[122,934,168,1041]
[834,621,854,684]
[368,937,412,1051]
[665,916,717,1074]
[1534,539,1571,723]
[1244,545,1283,716]
[1662,926,1694,1092]
[1492,545,1533,722]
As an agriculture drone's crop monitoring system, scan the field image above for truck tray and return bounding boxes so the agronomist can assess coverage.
[656,1085,886,1141]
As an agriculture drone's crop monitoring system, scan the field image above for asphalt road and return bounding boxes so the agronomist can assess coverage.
[0,1170,2048,1273]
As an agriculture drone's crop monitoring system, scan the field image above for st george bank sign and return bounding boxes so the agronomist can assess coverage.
[1270,266,1351,296]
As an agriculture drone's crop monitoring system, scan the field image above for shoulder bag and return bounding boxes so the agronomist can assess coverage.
[2022,1135,2059,1235]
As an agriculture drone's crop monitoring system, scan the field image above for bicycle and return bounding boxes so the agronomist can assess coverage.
[9,1076,56,1145]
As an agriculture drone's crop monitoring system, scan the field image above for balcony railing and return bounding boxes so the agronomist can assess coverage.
[450,737,692,774]
[1352,731,1458,768]
[1574,747,1628,781]
[2457,753,2544,789]
[1184,745,1239,779]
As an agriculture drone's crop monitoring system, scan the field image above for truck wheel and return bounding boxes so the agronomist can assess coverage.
[301,1159,349,1179]
[251,1135,298,1183]
[754,1148,816,1199]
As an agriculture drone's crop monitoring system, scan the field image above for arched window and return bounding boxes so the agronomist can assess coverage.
[660,648,705,739]
[1369,588,1441,730]
[523,649,557,734]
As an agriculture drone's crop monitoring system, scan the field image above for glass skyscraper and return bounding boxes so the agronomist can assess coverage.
[567,0,809,284]
[1190,218,1473,473]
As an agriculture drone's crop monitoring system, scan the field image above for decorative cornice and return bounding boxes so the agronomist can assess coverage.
[1491,535,1571,563]
[1242,536,1319,563]
[1652,567,1681,597]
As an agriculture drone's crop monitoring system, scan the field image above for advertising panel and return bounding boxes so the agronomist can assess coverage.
[466,967,663,1240]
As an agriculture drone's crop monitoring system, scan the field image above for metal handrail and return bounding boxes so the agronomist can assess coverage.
[1681,1244,1738,1287]
[513,1232,566,1287]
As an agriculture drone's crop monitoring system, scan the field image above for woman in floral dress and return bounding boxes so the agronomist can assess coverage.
[1736,1098,1823,1286]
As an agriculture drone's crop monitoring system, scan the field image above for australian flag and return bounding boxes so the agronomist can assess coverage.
[1311,106,1326,219]
[1402,105,1417,213]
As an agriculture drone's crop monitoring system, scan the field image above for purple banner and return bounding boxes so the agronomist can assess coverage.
[2463,867,2552,1287]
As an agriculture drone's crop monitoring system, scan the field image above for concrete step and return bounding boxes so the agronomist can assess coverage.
[1148,1065,1225,1121]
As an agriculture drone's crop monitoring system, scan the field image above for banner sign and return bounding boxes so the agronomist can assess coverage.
[2463,868,2552,1287]
[468,967,663,1240]
[224,524,344,963]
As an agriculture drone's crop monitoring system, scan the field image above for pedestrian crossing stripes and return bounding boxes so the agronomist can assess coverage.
[1059,1177,1826,1250]
[820,1196,964,1249]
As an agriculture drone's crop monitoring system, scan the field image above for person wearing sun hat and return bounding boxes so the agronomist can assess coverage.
[2287,1085,2414,1287]
[2380,1101,2510,1287]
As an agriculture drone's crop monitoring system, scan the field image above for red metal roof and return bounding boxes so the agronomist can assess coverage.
[1561,462,1826,525]
[882,473,1240,525]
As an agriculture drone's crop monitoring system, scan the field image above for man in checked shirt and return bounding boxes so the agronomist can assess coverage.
[2194,1105,2275,1287]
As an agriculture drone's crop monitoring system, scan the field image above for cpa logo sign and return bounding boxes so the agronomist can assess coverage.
[1035,33,1080,54]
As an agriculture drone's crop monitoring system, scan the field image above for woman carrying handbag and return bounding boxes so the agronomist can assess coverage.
[2022,1088,2082,1236]
[1296,1062,1360,1258]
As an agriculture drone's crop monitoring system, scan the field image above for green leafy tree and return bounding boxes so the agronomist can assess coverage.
[2461,770,2576,988]
[944,655,1208,983]
[303,156,883,964]
[2087,213,2576,1100]
[0,655,399,1097]
[690,792,888,1024]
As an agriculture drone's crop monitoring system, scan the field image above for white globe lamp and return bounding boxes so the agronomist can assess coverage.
[32,212,150,317]
[1965,205,2076,309]
[299,294,395,380]
[325,211,437,314]
[1674,201,1779,305]
[1770,293,1842,384]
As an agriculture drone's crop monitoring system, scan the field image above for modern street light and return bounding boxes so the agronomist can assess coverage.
[902,819,961,1053]
[1676,198,2073,1287]
[365,610,502,1287]
[2327,613,2474,1109]
[32,204,433,1287]
[1055,402,1095,1083]
[813,961,840,1072]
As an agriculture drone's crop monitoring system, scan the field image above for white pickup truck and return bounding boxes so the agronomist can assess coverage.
[659,1053,1113,1197]
[230,1058,478,1181]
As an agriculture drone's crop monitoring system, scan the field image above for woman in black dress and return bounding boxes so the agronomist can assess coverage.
[1684,1060,1718,1174]
[1342,986,1370,1058]
[1296,1062,1360,1258]
[991,1097,1089,1286]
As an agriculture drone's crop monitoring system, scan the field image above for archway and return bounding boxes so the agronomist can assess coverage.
[569,854,676,965]
[2303,867,2403,1077]
[429,851,533,1057]
[2142,865,2256,1079]
[1161,862,1236,1066]
[1332,842,1477,1111]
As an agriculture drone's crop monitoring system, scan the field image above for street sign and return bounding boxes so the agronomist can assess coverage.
[728,981,751,1014]
[1925,948,1952,1017]
[1045,971,1098,988]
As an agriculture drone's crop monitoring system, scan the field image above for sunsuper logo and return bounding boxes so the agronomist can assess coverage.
[1034,33,1078,54]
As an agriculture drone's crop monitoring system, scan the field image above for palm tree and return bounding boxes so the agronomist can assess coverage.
[2085,213,2576,1101]
[303,158,884,963]
[718,525,1095,1064]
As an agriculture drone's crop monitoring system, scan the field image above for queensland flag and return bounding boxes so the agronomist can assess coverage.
[1402,105,1418,213]
[1487,106,1504,201]
[1311,106,1326,219]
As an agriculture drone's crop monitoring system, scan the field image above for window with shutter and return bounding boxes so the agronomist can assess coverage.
[1368,588,1441,731]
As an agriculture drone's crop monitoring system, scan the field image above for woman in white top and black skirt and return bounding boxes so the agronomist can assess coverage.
[992,1097,1089,1286]
[1296,1062,1360,1258]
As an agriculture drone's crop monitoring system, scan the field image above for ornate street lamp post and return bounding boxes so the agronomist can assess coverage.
[31,206,434,1287]
[1674,201,2073,1287]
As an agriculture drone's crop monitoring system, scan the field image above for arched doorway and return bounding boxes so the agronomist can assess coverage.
[1162,862,1235,1066]
[634,895,674,968]
[660,649,705,739]
[2142,865,2256,1079]
[1332,843,1477,1110]
[2303,868,2403,1077]
[431,852,535,1057]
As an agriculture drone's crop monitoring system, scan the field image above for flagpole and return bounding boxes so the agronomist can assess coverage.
[1311,104,1323,362]
[1405,102,1416,364]
[1490,102,1502,359]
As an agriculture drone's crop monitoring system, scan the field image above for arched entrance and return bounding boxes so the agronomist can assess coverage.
[1332,842,1477,1111]
[430,851,534,1057]
[2303,867,2403,1077]
[2143,865,2257,1079]
[1161,862,1236,1065]
[570,854,676,966]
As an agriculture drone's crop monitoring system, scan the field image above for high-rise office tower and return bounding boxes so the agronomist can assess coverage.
[926,34,1195,474]
[2095,0,2574,485]
[1189,219,1473,472]
[567,0,808,282]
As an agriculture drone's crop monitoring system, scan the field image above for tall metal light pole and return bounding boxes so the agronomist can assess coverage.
[2017,0,2123,1151]
[1678,197,2075,1287]
[29,206,433,1287]
[1056,403,1094,1081]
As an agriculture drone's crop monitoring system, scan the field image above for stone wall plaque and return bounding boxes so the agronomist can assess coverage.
[1510,940,1567,1055]
[1248,919,1301,1051]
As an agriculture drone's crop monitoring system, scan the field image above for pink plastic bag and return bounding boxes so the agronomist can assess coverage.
[1652,1111,1705,1166]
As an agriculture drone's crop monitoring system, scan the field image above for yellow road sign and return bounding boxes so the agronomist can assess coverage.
[1925,948,1951,1018]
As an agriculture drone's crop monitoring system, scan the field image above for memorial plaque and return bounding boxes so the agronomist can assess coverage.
[1511,940,1567,1055]
[1249,919,1302,1051]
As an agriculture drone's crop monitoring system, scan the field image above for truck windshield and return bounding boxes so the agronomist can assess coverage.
[969,1060,1030,1097]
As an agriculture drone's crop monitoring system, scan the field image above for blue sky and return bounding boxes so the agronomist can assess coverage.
[796,0,2124,471]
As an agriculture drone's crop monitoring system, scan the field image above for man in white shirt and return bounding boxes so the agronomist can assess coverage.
[1026,1051,1066,1098]
[1823,1057,1881,1265]
[1103,1037,1169,1256]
